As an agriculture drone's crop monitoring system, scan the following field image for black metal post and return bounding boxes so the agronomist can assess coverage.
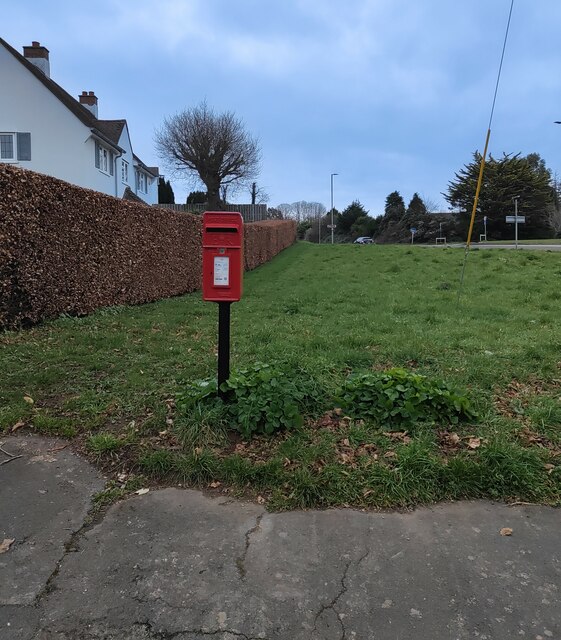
[217,301,231,401]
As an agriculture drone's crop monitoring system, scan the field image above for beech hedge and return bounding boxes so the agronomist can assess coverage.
[0,165,296,329]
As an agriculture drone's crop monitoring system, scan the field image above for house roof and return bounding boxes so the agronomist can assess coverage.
[122,186,146,203]
[96,120,126,146]
[0,38,152,161]
[133,154,159,178]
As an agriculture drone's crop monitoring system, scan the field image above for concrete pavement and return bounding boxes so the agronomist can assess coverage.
[1,434,560,639]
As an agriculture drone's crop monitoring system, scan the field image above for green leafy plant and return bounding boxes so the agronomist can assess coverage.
[177,362,319,439]
[336,368,475,429]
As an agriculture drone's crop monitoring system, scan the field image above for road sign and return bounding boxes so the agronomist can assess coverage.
[505,216,525,223]
[327,224,336,229]
[483,216,488,223]
[410,227,417,233]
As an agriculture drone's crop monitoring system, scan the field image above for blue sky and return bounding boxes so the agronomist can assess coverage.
[4,0,561,214]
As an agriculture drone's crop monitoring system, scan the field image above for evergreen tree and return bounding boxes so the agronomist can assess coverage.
[338,200,369,233]
[445,152,555,239]
[158,178,175,204]
[406,193,427,218]
[186,190,207,204]
[384,191,406,221]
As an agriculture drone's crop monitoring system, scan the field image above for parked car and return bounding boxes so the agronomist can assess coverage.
[353,237,373,244]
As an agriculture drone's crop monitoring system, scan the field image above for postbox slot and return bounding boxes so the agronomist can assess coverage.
[206,227,237,233]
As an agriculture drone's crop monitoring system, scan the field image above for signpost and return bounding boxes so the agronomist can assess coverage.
[507,196,523,249]
[436,221,446,245]
[482,215,488,242]
[410,227,417,245]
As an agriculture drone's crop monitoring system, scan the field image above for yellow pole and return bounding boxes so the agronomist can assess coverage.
[465,128,491,248]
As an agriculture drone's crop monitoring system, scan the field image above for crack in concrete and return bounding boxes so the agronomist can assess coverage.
[356,547,370,567]
[313,556,353,640]
[235,513,263,580]
[135,621,268,639]
[34,483,117,603]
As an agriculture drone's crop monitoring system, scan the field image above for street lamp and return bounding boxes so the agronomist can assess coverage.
[330,173,338,245]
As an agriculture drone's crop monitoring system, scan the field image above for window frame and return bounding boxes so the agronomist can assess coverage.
[95,141,114,176]
[0,133,16,161]
[136,170,148,194]
[121,159,129,184]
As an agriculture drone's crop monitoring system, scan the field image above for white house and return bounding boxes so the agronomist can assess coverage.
[0,39,158,204]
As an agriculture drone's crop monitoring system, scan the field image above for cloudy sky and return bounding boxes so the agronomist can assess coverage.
[4,0,561,214]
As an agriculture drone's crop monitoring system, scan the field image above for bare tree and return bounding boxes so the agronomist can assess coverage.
[155,101,261,210]
[276,201,326,223]
[250,182,270,205]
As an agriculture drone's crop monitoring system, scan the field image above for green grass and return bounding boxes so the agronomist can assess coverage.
[2,242,560,508]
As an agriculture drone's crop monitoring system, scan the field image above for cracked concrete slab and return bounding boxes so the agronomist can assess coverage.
[1,435,560,639]
[37,489,560,640]
[0,435,105,609]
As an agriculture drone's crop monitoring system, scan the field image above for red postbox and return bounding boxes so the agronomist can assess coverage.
[202,211,244,302]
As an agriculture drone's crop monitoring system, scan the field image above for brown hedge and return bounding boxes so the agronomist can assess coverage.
[0,165,296,330]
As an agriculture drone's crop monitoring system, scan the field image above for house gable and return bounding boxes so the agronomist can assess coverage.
[0,38,157,204]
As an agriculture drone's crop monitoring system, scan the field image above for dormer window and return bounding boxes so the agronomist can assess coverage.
[121,160,129,184]
[136,170,147,193]
[94,141,114,176]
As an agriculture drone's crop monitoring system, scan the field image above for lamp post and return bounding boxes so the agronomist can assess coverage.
[330,173,338,245]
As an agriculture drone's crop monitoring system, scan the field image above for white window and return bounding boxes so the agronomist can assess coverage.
[0,133,15,160]
[121,160,129,184]
[136,170,147,193]
[0,133,32,162]
[94,141,114,176]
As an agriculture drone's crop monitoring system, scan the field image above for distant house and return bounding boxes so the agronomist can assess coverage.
[0,39,158,204]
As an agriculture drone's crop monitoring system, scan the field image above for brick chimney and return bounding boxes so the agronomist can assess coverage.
[23,41,50,77]
[79,91,98,118]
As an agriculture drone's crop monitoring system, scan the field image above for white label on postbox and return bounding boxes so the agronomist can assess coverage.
[213,256,230,286]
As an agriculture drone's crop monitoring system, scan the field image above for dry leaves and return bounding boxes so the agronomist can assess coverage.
[467,437,482,450]
[11,420,25,432]
[0,538,15,554]
[23,396,34,404]
[135,488,150,496]
[500,528,513,537]
[383,431,412,445]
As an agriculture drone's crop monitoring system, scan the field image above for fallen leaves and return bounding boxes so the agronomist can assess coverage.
[467,437,482,450]
[135,488,150,496]
[500,528,513,537]
[11,420,25,432]
[383,431,412,445]
[0,538,15,554]
[23,396,34,405]
[439,432,485,453]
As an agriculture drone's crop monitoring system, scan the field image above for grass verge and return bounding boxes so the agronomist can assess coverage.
[2,243,561,509]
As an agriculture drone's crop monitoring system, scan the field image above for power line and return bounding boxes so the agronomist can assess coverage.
[458,0,515,303]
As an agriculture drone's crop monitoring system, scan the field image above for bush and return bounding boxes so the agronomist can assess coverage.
[177,362,319,439]
[336,368,475,428]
